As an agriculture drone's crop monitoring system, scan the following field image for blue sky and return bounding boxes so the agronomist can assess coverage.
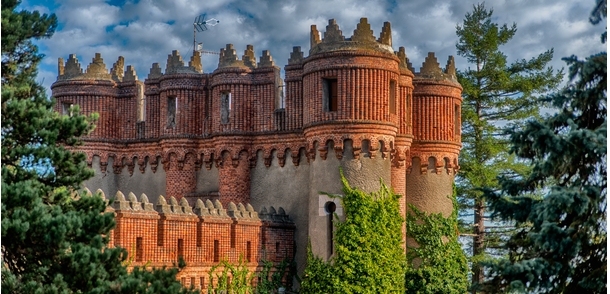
[19,0,606,94]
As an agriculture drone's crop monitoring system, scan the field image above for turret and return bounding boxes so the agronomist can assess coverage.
[406,52,462,225]
[52,53,142,140]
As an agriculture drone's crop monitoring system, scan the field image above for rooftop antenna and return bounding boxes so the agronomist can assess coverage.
[194,14,220,54]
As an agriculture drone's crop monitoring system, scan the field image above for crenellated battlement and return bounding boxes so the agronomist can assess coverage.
[309,18,394,55]
[57,53,139,82]
[53,17,463,288]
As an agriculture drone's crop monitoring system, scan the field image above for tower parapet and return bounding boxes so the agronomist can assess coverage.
[51,17,462,282]
[407,52,462,224]
[309,18,393,55]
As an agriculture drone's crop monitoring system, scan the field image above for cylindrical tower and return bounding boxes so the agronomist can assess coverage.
[302,18,410,259]
[406,52,462,223]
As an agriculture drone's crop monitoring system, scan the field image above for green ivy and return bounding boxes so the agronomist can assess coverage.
[300,169,407,293]
[404,186,469,293]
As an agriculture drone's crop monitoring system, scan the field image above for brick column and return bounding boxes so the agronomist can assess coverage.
[218,153,251,206]
[165,153,197,199]
[391,144,408,251]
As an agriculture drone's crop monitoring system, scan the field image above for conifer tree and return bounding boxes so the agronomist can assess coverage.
[482,1,607,292]
[1,1,196,292]
[454,3,563,288]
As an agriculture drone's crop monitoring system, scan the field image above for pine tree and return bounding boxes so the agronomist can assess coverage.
[454,3,563,289]
[482,2,607,292]
[300,171,406,293]
[1,1,196,292]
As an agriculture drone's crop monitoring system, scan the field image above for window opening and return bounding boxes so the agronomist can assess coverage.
[177,238,184,261]
[246,241,252,262]
[62,102,74,116]
[136,237,143,262]
[389,80,396,114]
[221,91,231,124]
[454,104,460,138]
[323,78,338,112]
[167,96,177,128]
[325,201,337,257]
[213,240,220,262]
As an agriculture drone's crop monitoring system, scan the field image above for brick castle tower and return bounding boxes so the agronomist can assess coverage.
[52,18,461,290]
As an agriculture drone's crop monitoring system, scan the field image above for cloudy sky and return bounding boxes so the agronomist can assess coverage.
[20,0,605,93]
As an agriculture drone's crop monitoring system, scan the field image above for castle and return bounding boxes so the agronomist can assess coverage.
[52,18,462,290]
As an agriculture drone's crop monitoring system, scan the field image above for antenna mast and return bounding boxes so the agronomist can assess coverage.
[193,14,219,53]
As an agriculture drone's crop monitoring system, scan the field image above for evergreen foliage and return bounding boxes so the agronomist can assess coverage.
[454,3,563,287]
[300,171,406,293]
[404,186,469,293]
[481,2,607,292]
[1,1,196,292]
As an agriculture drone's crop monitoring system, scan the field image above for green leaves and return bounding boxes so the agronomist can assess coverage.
[300,171,406,294]
[1,2,197,293]
[404,188,469,294]
[482,13,607,293]
[455,3,564,285]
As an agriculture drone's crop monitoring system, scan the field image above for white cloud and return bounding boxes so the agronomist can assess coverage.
[32,0,605,93]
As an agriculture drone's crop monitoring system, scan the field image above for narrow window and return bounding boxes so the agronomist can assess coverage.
[137,82,145,121]
[246,241,252,262]
[325,201,337,257]
[167,96,177,128]
[221,91,231,124]
[323,78,338,112]
[136,237,143,262]
[213,240,220,262]
[200,277,205,288]
[275,242,280,257]
[177,239,184,261]
[230,224,236,249]
[454,104,460,138]
[389,80,396,114]
[62,102,74,116]
[196,223,202,247]
[190,277,195,288]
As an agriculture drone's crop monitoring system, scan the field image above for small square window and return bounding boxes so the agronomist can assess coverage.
[62,102,74,116]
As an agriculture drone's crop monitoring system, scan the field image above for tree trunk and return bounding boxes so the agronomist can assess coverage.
[472,199,485,293]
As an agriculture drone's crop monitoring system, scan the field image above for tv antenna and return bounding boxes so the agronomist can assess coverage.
[193,14,220,54]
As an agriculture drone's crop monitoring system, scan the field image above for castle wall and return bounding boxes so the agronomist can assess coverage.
[250,149,310,272]
[54,17,464,291]
[307,140,391,260]
[84,156,167,199]
[195,164,219,194]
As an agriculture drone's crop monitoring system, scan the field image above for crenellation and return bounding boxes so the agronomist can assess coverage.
[351,18,376,43]
[323,19,345,43]
[83,53,112,80]
[188,50,202,73]
[53,17,462,291]
[140,193,154,211]
[288,46,304,65]
[124,65,138,81]
[242,44,256,68]
[378,21,392,46]
[112,191,131,210]
[111,56,125,82]
[419,52,442,76]
[148,63,163,79]
[258,50,274,67]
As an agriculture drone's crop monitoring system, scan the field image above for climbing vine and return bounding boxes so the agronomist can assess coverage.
[300,169,407,293]
[404,185,469,293]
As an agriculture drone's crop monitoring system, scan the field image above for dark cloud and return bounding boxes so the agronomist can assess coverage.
[29,0,605,93]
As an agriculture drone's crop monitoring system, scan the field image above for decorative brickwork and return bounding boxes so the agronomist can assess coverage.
[52,17,462,289]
